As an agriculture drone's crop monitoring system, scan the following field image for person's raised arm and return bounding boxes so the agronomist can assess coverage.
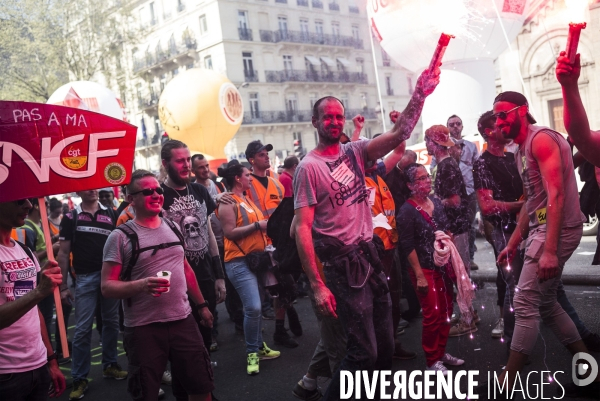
[556,52,600,166]
[367,68,440,161]
[476,189,524,217]
[382,142,407,175]
[351,115,364,142]
[295,205,337,318]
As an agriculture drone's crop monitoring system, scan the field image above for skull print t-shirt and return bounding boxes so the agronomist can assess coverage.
[161,182,217,281]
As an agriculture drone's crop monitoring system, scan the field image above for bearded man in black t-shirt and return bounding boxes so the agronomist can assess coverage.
[160,141,226,363]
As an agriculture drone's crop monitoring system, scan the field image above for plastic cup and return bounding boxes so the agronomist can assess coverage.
[157,270,171,293]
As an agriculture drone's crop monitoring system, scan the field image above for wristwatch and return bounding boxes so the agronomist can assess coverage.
[47,352,58,362]
[195,301,209,310]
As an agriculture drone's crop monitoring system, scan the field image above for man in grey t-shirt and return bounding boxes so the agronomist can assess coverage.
[101,170,214,400]
[294,68,439,400]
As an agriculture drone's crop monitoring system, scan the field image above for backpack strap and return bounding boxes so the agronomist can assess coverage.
[15,240,35,263]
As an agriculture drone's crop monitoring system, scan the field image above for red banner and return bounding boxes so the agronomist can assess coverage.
[0,101,137,202]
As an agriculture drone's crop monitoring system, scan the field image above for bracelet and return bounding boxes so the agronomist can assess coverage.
[254,222,260,232]
[195,301,209,310]
[47,353,58,362]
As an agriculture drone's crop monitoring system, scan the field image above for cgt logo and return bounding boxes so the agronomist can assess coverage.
[0,131,125,185]
[572,352,599,387]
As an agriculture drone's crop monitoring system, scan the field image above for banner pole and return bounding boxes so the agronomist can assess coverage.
[38,198,69,358]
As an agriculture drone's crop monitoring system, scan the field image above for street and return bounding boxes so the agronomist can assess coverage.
[52,238,600,401]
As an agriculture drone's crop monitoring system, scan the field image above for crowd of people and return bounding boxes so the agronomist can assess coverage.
[1,53,600,401]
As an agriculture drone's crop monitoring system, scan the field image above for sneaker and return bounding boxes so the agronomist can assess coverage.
[58,356,71,365]
[262,307,275,320]
[161,370,172,385]
[287,307,303,336]
[450,313,460,325]
[247,352,259,375]
[441,353,464,366]
[292,379,322,401]
[69,379,88,400]
[103,363,128,380]
[398,319,410,329]
[393,345,417,360]
[472,309,481,325]
[158,388,165,399]
[449,320,477,337]
[274,328,299,348]
[396,327,405,336]
[491,318,504,339]
[583,332,600,352]
[470,261,479,270]
[210,340,218,352]
[258,342,281,360]
[426,360,448,376]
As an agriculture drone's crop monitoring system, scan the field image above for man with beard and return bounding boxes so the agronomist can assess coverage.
[161,141,226,357]
[487,92,599,398]
[293,67,439,400]
[431,115,480,271]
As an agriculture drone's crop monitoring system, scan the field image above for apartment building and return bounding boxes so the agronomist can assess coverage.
[125,0,415,170]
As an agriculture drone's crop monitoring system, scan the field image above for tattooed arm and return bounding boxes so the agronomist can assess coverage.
[366,68,440,161]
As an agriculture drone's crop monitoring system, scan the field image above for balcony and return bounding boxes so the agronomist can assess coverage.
[349,5,359,13]
[259,29,363,49]
[264,69,367,84]
[133,39,197,74]
[238,28,253,41]
[244,70,259,82]
[297,0,308,6]
[137,93,159,111]
[344,108,378,119]
[312,0,323,8]
[329,2,340,11]
[275,0,287,2]
[243,110,312,124]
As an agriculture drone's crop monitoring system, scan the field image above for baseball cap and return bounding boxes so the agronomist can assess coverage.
[245,140,273,160]
[99,187,114,193]
[493,91,537,124]
[425,125,455,147]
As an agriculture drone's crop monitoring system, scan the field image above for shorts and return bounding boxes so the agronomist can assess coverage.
[123,315,214,400]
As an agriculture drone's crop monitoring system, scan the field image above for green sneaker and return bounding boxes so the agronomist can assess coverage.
[247,352,259,375]
[258,342,281,360]
[69,379,88,400]
[103,363,128,380]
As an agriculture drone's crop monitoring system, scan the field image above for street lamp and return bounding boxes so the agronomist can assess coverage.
[237,82,249,89]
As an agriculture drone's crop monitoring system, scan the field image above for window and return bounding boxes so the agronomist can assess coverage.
[382,49,391,67]
[548,99,566,133]
[204,55,213,69]
[249,93,260,119]
[407,76,414,95]
[286,94,298,113]
[300,18,309,39]
[168,34,176,53]
[283,55,293,72]
[136,83,142,106]
[309,92,318,109]
[331,22,340,38]
[293,132,303,141]
[352,25,360,41]
[385,76,393,96]
[340,93,349,109]
[356,58,364,74]
[360,92,368,109]
[243,52,255,78]
[278,16,288,33]
[173,68,179,76]
[160,74,167,92]
[149,2,156,25]
[186,62,194,70]
[315,20,324,40]
[199,14,207,35]
[238,10,249,30]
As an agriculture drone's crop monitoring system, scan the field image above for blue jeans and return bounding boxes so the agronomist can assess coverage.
[322,268,394,401]
[225,258,263,354]
[0,365,50,401]
[72,271,120,381]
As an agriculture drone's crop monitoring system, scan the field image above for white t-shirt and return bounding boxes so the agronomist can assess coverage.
[0,239,46,374]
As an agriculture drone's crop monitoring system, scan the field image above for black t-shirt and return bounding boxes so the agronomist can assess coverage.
[59,204,116,274]
[251,174,269,190]
[397,197,449,271]
[384,165,408,215]
[161,183,217,281]
[434,157,470,234]
[473,151,523,231]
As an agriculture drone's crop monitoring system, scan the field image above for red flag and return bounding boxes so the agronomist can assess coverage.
[0,101,137,202]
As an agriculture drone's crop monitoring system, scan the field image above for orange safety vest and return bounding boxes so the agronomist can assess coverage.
[49,220,60,237]
[10,228,27,244]
[222,194,268,262]
[117,204,135,227]
[365,175,397,250]
[246,175,284,219]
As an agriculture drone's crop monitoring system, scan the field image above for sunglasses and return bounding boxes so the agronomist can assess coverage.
[130,187,164,197]
[448,122,462,128]
[492,105,522,121]
[14,199,29,206]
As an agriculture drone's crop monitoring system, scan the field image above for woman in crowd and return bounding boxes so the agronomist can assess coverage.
[397,163,465,374]
[216,161,281,375]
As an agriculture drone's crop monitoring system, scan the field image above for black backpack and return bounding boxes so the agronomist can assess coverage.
[114,218,185,282]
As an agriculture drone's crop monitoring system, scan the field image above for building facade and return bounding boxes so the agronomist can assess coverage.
[123,0,416,171]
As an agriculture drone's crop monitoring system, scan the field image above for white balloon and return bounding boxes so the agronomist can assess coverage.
[47,81,127,122]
